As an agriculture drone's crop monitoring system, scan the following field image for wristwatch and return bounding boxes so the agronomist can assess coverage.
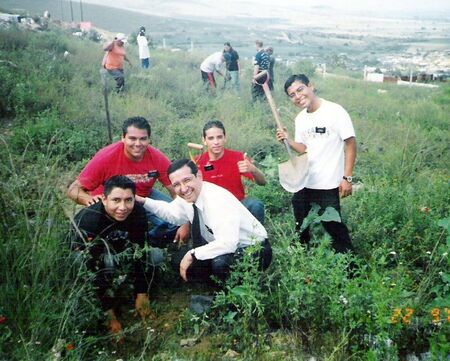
[343,176,353,183]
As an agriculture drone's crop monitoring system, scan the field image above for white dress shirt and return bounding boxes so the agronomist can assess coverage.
[143,182,267,260]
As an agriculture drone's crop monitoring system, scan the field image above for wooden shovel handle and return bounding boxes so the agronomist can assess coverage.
[262,82,294,158]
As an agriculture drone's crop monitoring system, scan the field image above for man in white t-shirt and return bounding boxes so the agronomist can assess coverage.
[200,52,225,91]
[137,26,151,69]
[276,74,356,253]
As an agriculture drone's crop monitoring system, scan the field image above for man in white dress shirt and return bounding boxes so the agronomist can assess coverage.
[137,159,272,283]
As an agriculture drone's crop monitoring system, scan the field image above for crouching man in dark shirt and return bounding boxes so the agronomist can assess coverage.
[71,175,154,340]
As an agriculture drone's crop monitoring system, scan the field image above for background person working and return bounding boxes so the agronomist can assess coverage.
[251,40,270,101]
[223,42,240,93]
[266,46,275,90]
[102,33,132,93]
[200,51,226,92]
[136,26,151,69]
[196,119,266,224]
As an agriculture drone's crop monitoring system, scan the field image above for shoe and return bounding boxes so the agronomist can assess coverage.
[190,295,214,314]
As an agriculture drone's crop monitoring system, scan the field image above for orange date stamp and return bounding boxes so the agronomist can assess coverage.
[391,307,449,325]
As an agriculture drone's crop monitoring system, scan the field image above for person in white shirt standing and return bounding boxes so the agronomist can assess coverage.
[136,26,151,69]
[276,74,356,254]
[200,52,226,92]
[136,159,272,284]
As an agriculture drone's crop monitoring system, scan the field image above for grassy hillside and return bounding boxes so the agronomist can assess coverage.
[0,22,449,360]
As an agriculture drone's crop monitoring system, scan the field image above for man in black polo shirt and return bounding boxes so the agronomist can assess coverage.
[223,42,241,93]
[71,175,154,340]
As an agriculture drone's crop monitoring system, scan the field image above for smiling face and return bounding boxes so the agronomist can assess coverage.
[122,126,150,161]
[286,80,319,112]
[102,187,135,221]
[169,165,202,203]
[203,127,227,160]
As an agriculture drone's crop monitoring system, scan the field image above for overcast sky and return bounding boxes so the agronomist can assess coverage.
[79,0,450,16]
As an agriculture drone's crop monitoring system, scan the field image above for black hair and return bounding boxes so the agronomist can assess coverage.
[202,119,226,137]
[168,159,198,177]
[284,74,310,96]
[122,116,151,137]
[104,175,136,196]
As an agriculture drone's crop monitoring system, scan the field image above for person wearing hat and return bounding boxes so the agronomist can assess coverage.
[137,26,151,69]
[102,33,132,93]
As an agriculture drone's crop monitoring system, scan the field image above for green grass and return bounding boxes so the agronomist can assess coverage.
[0,24,449,360]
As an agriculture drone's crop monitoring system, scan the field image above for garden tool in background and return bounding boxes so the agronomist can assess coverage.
[100,68,113,143]
[187,142,204,163]
[256,71,309,192]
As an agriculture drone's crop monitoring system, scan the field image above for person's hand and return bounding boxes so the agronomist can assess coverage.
[135,293,153,324]
[106,309,124,344]
[135,195,145,204]
[237,153,255,174]
[276,127,289,142]
[179,251,194,282]
[174,223,190,245]
[339,179,353,198]
[86,195,102,206]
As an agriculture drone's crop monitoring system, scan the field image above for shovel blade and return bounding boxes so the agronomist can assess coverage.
[278,154,308,193]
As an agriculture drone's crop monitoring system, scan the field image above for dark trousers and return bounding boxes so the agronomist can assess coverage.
[107,68,125,93]
[292,187,353,253]
[251,73,267,102]
[174,239,272,284]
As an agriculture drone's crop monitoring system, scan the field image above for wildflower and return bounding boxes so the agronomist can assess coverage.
[388,251,397,255]
[339,295,348,305]
[420,206,431,213]
[443,252,448,257]
[0,316,7,324]
[426,251,431,255]
[66,343,75,351]
[35,341,41,345]
[431,308,441,324]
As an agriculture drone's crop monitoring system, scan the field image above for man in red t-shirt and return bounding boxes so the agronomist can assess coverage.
[68,116,189,243]
[196,119,266,223]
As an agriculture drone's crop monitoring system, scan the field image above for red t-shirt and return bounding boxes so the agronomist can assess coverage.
[196,149,254,201]
[78,141,171,197]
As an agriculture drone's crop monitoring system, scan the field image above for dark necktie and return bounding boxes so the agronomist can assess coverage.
[191,204,206,247]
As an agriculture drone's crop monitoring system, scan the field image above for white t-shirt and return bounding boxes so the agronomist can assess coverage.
[295,99,355,190]
[137,34,150,59]
[200,52,224,73]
